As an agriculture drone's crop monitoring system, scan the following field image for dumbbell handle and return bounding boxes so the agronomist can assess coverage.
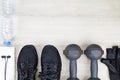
[70,60,77,78]
[91,60,98,78]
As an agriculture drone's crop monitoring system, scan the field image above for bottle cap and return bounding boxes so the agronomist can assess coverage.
[4,40,11,46]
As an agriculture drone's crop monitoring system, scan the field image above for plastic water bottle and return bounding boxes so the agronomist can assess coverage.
[1,0,15,46]
[1,16,14,46]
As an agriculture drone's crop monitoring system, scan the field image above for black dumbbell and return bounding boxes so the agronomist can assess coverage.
[84,44,103,80]
[64,44,83,80]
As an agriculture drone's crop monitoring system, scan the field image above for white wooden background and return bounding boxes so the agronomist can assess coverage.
[0,0,120,80]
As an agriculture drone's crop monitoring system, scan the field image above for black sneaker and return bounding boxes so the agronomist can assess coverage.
[17,45,38,80]
[40,45,62,80]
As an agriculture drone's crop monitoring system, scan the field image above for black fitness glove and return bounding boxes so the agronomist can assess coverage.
[101,46,120,80]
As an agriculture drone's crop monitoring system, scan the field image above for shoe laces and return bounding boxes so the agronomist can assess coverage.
[28,63,37,80]
[39,63,58,80]
[18,61,37,80]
